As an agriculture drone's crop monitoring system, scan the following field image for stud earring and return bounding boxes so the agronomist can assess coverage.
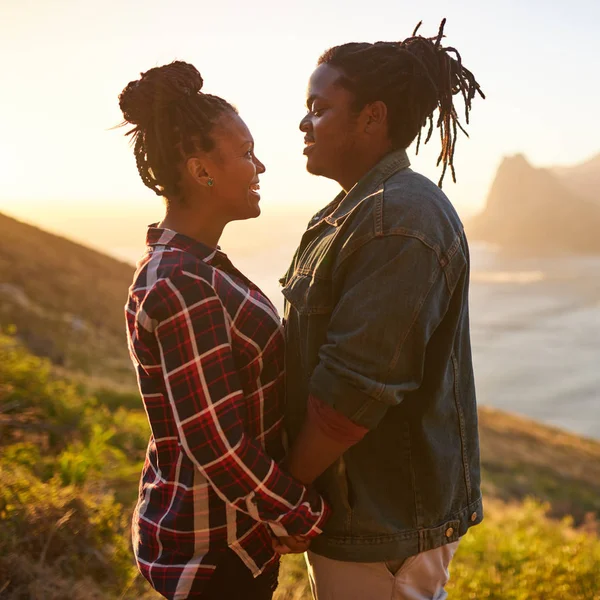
[207,178,214,187]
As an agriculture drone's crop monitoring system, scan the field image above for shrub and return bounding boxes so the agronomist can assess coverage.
[447,499,600,599]
[0,465,136,599]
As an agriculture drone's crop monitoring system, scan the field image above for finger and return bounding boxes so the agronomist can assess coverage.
[273,543,291,554]
[286,543,310,553]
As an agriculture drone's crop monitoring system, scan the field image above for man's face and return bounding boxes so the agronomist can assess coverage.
[299,64,363,185]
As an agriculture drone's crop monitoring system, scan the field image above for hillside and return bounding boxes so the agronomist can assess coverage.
[0,211,135,382]
[552,153,600,204]
[468,154,600,255]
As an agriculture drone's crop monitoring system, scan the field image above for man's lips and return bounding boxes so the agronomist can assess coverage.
[303,140,316,155]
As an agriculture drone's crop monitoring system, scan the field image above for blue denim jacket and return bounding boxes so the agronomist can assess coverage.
[281,149,482,562]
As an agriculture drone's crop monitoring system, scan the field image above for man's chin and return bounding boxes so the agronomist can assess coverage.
[305,155,326,177]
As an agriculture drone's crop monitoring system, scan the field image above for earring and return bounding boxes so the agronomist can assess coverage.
[207,178,214,187]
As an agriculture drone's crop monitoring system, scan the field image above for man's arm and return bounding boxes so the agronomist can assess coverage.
[286,395,368,485]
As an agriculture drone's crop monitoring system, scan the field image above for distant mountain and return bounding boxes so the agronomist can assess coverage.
[468,154,600,254]
[0,211,135,381]
[551,153,600,204]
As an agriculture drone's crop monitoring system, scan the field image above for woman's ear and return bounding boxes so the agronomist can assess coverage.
[186,156,213,188]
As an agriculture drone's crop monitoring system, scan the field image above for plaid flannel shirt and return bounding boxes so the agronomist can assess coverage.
[125,226,329,599]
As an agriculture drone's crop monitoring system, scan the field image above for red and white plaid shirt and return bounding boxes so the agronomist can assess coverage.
[125,226,329,599]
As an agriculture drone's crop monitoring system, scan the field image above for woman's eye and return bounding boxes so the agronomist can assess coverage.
[313,109,324,117]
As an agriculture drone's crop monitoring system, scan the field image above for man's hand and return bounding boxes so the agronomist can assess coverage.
[272,534,311,554]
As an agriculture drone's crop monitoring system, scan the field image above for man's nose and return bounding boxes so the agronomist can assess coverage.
[299,114,311,133]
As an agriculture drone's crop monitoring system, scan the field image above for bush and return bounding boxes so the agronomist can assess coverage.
[0,465,136,599]
[0,332,157,598]
[447,499,600,599]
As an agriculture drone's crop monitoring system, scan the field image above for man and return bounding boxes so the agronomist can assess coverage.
[278,20,485,600]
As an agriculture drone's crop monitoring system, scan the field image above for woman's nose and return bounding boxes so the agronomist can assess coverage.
[255,156,266,174]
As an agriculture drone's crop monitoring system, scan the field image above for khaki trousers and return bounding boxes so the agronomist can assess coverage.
[305,542,459,600]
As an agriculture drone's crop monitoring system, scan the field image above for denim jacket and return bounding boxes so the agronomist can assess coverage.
[281,149,482,562]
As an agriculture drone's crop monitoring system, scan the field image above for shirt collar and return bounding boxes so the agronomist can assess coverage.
[145,224,224,264]
[325,148,410,226]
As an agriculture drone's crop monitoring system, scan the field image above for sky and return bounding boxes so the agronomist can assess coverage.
[1,0,600,259]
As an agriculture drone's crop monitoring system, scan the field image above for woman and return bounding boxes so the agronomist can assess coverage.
[118,61,329,600]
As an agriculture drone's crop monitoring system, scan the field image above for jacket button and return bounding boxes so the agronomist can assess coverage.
[445,527,454,538]
[471,512,478,522]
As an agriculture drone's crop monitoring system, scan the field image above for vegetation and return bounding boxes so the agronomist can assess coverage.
[1,331,598,598]
[0,332,159,599]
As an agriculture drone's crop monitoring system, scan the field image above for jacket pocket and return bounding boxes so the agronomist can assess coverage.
[282,273,333,316]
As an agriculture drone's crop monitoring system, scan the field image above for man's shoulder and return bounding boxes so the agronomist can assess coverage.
[377,168,464,245]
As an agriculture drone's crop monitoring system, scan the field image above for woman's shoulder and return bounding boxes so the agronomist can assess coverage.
[136,248,215,286]
[130,249,220,317]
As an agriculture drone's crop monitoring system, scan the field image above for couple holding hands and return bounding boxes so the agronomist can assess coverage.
[120,19,484,600]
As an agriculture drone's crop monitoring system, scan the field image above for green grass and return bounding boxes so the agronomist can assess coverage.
[446,499,600,600]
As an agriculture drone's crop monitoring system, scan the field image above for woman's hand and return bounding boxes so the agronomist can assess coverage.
[272,534,311,554]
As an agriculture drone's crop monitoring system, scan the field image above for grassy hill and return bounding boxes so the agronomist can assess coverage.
[0,211,135,382]
[1,215,599,599]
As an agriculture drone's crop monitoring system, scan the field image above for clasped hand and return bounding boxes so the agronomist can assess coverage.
[272,534,311,554]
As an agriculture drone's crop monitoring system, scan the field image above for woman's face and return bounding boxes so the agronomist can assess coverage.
[201,112,266,222]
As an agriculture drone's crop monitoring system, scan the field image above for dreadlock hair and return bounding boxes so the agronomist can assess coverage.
[318,19,484,186]
[118,61,236,200]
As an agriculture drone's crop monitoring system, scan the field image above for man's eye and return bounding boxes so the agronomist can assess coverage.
[246,149,253,158]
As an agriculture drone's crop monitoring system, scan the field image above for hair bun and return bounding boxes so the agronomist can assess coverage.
[119,61,204,128]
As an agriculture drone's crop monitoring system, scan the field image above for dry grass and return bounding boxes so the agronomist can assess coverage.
[478,406,600,522]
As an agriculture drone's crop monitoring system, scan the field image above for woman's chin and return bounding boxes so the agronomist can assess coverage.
[236,204,261,221]
[247,193,261,217]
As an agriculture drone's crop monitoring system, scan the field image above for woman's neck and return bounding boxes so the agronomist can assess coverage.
[158,203,225,249]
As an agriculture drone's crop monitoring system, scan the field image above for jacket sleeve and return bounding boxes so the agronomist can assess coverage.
[310,235,456,429]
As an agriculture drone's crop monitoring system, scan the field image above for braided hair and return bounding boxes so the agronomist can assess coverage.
[118,61,236,199]
[318,19,484,186]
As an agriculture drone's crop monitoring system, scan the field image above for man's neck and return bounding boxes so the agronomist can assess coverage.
[338,146,393,193]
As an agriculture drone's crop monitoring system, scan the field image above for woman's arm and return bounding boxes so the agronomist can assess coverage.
[144,271,330,538]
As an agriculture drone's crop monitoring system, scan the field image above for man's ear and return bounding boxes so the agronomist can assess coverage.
[186,156,212,187]
[363,100,388,134]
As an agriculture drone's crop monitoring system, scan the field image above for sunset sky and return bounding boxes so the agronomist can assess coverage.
[1,0,599,258]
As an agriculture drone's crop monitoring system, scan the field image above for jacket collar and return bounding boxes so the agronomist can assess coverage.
[325,149,410,226]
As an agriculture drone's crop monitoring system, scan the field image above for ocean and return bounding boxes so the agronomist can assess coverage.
[117,241,600,441]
